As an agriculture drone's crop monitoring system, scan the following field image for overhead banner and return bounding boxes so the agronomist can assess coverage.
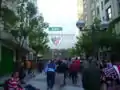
[51,36,62,46]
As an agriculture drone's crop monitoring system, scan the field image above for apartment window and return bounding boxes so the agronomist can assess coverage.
[105,0,109,4]
[118,0,120,14]
[85,16,87,21]
[83,0,86,4]
[106,6,112,21]
[92,10,95,17]
[97,7,100,15]
[84,4,87,8]
[119,3,120,14]
[101,1,103,10]
[102,17,105,21]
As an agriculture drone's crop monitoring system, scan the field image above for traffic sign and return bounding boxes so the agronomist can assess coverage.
[49,27,62,31]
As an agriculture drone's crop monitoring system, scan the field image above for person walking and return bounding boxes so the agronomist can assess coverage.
[82,61,101,90]
[62,59,68,85]
[45,60,56,90]
[69,60,79,85]
[55,60,67,89]
[101,53,120,90]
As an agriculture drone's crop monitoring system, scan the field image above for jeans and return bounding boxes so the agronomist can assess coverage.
[47,71,55,89]
[71,72,77,84]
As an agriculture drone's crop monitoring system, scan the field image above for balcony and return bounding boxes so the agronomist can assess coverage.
[0,30,17,43]
[0,30,35,53]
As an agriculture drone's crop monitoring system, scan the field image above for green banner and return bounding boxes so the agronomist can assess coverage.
[49,27,62,31]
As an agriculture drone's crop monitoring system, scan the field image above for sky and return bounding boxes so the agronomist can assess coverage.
[37,0,79,49]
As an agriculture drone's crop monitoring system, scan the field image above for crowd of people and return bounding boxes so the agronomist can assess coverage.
[100,53,120,90]
[2,53,120,90]
[82,53,120,90]
[44,57,81,90]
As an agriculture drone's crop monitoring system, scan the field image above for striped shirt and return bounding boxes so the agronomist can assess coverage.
[8,77,23,90]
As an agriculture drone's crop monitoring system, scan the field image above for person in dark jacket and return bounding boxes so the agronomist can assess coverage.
[19,62,26,84]
[82,61,101,90]
[38,61,43,73]
[62,60,68,85]
[56,60,68,88]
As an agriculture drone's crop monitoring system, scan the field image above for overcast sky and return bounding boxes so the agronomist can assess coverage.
[37,0,79,49]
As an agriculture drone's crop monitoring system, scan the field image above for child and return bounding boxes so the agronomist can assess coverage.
[8,72,24,90]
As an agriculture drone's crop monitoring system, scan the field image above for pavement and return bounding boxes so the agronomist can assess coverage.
[27,73,84,90]
[0,72,84,90]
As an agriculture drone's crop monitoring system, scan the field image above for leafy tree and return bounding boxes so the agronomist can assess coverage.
[74,17,120,59]
[68,47,77,57]
[1,0,49,59]
[0,0,20,31]
[26,3,49,55]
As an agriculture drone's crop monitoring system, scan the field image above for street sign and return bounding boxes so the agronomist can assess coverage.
[49,27,62,31]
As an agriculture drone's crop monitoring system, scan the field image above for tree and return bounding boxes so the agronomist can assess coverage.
[74,18,120,59]
[0,0,20,31]
[1,0,49,59]
[26,3,49,55]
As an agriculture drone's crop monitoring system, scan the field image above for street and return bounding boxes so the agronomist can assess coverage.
[26,73,84,90]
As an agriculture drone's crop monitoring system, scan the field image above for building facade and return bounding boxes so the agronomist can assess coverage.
[77,0,84,20]
[0,0,37,75]
[81,0,120,29]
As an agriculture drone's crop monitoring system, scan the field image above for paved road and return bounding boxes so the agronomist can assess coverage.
[27,73,84,90]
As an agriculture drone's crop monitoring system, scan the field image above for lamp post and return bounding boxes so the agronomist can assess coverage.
[76,20,109,61]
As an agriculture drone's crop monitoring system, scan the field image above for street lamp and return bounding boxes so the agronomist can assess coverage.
[76,20,109,31]
[76,20,85,30]
[76,20,109,61]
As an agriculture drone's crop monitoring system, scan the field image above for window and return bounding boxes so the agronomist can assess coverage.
[101,1,103,10]
[85,16,87,21]
[97,7,100,15]
[84,4,87,8]
[83,0,86,4]
[92,10,95,17]
[106,6,112,21]
[105,0,109,4]
[119,3,120,14]
[102,17,105,21]
[118,0,120,14]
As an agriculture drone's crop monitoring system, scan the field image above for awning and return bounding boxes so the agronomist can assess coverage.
[0,31,35,53]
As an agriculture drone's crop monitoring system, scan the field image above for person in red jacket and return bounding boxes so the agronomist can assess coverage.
[69,60,80,84]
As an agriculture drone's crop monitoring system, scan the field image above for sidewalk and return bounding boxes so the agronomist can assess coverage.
[26,73,46,89]
[26,73,84,90]
[0,75,11,84]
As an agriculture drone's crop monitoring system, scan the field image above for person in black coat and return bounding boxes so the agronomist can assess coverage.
[56,60,68,86]
[82,61,101,90]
